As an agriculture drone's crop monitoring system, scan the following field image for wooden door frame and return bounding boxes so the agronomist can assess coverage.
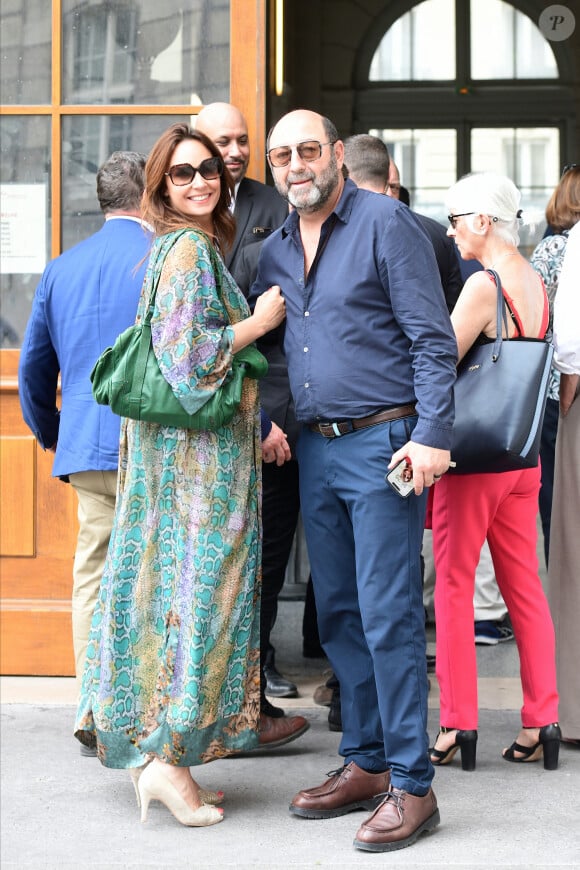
[0,0,268,675]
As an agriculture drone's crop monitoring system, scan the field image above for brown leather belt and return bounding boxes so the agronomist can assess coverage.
[309,404,417,438]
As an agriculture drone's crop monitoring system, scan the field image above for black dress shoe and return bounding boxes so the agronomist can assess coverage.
[264,664,298,698]
[261,698,285,718]
[328,687,342,732]
[303,642,326,658]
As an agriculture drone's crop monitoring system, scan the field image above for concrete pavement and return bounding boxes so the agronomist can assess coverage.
[1,601,579,869]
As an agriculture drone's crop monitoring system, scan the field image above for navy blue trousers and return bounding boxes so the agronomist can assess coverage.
[296,417,433,795]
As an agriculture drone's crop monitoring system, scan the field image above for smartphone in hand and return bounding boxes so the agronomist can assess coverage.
[385,457,414,498]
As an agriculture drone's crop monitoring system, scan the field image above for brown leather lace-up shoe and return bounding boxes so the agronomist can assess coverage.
[354,787,440,852]
[290,761,390,819]
[258,713,310,749]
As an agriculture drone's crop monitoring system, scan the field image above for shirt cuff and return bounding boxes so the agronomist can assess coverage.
[411,419,454,451]
[260,409,273,442]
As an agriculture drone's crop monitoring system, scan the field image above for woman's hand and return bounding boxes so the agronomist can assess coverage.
[252,285,286,335]
[232,286,286,352]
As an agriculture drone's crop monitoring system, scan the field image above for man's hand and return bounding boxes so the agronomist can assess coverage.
[559,373,579,417]
[388,441,451,495]
[262,421,291,465]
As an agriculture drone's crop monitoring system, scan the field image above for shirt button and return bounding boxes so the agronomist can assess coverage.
[304,311,309,316]
[304,347,308,352]
[304,382,309,388]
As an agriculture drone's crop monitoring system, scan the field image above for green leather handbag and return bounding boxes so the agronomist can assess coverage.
[90,231,267,430]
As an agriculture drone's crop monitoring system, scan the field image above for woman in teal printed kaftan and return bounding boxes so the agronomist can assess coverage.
[74,125,286,826]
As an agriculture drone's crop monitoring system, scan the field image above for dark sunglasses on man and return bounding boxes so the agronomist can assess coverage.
[165,156,223,186]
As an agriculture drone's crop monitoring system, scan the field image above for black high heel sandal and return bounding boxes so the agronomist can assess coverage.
[430,727,478,771]
[502,723,561,770]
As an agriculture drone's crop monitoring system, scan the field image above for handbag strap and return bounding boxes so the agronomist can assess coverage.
[486,268,510,362]
[131,230,223,416]
[143,228,216,324]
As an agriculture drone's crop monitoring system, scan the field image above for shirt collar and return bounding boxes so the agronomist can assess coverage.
[105,214,154,232]
[281,177,358,239]
[228,180,242,213]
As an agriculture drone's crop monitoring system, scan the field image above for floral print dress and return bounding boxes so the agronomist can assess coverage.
[75,230,262,767]
[530,230,569,401]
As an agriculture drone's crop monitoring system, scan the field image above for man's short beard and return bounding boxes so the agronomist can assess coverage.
[279,151,339,214]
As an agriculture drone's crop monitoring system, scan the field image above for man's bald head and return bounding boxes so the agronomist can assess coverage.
[267,109,337,152]
[267,110,344,216]
[196,102,250,183]
[386,161,401,199]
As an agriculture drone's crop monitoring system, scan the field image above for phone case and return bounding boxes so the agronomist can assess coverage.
[386,459,414,497]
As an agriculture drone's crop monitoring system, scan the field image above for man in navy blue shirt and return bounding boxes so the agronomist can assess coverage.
[252,110,457,853]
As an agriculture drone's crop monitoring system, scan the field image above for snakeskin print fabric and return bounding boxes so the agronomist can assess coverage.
[75,230,262,767]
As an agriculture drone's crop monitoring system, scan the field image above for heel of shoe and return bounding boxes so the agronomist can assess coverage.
[457,730,478,771]
[540,723,561,770]
[129,768,142,808]
[129,759,153,808]
[138,784,151,823]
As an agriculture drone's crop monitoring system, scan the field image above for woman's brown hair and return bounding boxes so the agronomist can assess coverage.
[545,165,580,233]
[141,123,236,251]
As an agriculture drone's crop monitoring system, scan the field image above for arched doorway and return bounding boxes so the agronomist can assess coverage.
[353,0,577,251]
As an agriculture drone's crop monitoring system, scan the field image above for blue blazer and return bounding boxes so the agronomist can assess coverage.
[19,218,152,478]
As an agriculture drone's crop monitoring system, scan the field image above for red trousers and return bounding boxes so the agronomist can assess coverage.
[431,465,559,730]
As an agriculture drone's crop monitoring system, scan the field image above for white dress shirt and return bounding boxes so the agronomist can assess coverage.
[553,220,580,375]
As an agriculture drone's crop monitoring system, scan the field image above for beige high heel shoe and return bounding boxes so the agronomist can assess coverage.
[137,762,224,826]
[129,761,224,807]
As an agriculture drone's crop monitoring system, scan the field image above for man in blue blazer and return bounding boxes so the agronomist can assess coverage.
[19,152,152,738]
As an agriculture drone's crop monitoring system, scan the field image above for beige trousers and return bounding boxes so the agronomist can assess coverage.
[69,470,117,692]
[548,384,580,740]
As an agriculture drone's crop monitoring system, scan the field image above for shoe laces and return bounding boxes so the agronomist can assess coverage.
[375,789,406,809]
[375,789,406,812]
[326,766,346,778]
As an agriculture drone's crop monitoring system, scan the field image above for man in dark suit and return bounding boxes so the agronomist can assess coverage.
[236,240,306,688]
[343,136,463,312]
[196,103,309,732]
[196,102,288,278]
